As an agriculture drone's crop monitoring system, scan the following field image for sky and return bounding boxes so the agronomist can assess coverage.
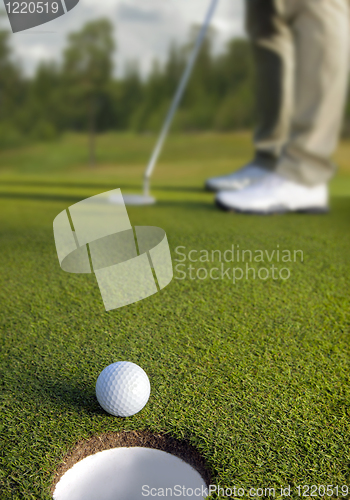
[3,0,246,77]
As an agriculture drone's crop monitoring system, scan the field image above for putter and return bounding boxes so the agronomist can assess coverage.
[110,0,220,206]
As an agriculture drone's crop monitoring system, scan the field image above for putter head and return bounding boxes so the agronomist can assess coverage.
[109,194,156,206]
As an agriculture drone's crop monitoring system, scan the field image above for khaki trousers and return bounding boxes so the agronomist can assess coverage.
[246,0,350,185]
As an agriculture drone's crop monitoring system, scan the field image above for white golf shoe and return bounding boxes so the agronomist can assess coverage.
[205,163,271,192]
[215,172,329,214]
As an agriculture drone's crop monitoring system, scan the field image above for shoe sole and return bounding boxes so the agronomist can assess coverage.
[205,182,216,192]
[215,198,329,215]
[205,182,240,192]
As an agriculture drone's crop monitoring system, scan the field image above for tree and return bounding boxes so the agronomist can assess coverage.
[213,39,255,130]
[176,25,217,131]
[0,15,26,149]
[343,85,350,137]
[116,61,144,130]
[63,19,115,166]
[21,62,62,141]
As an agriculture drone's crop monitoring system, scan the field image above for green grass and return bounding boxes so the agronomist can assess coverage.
[1,132,350,499]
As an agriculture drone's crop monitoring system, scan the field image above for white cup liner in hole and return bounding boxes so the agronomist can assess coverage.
[53,447,208,500]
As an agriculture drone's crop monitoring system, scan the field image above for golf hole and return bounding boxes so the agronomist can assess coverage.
[52,431,211,500]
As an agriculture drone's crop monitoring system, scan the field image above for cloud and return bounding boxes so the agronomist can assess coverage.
[117,3,162,24]
[6,0,245,77]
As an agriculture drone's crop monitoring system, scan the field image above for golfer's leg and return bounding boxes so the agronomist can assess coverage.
[276,0,350,186]
[246,0,295,164]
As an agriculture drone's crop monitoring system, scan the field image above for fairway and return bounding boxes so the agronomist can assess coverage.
[1,132,350,499]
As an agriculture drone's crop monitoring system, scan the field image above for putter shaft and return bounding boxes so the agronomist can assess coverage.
[143,0,219,196]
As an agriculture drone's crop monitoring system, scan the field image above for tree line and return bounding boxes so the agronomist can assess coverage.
[0,17,349,153]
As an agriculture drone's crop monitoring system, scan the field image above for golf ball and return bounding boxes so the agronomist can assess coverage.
[96,361,150,417]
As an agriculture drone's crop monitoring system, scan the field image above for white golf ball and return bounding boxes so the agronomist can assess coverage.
[96,361,150,417]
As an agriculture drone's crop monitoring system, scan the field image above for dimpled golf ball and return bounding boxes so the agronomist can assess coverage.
[96,361,151,417]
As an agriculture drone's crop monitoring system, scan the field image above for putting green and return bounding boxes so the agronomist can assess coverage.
[1,132,349,499]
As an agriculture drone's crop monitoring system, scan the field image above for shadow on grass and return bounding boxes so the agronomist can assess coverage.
[0,191,216,211]
[32,374,106,416]
[0,179,204,193]
[0,179,137,190]
[0,191,85,203]
[156,200,216,211]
